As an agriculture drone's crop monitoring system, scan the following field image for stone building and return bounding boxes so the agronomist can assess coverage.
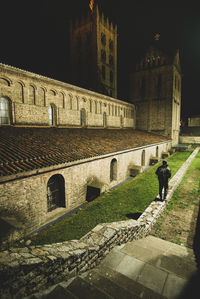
[0,62,171,242]
[130,40,182,145]
[69,4,117,97]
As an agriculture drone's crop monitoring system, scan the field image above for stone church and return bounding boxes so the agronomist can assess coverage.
[0,3,180,243]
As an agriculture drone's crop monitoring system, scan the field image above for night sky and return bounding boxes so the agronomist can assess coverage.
[1,0,200,119]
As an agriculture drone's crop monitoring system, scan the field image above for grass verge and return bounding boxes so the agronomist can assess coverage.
[30,151,191,245]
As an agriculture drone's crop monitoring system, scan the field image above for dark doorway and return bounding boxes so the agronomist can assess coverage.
[47,174,65,212]
[0,219,15,243]
[86,186,100,202]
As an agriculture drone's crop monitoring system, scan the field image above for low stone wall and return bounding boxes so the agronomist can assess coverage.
[0,147,199,299]
[180,136,200,144]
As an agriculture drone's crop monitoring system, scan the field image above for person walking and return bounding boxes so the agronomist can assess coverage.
[155,160,171,201]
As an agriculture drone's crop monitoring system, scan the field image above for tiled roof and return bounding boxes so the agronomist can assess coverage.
[0,127,168,177]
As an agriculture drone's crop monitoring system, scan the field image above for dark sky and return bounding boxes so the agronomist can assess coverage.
[1,0,200,118]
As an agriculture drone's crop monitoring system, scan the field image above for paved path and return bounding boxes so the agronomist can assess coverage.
[98,235,199,298]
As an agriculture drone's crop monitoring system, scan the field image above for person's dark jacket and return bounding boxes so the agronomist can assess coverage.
[155,165,171,184]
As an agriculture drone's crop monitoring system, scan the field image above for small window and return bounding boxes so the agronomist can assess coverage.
[110,158,117,181]
[156,146,159,157]
[101,33,106,46]
[109,55,114,66]
[109,39,113,51]
[0,97,10,125]
[48,105,54,126]
[141,150,145,166]
[110,71,113,83]
[101,50,106,62]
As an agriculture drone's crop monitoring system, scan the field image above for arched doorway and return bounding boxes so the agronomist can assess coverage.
[47,174,65,212]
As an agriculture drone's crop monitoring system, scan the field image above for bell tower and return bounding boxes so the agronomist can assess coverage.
[129,35,182,145]
[69,2,117,98]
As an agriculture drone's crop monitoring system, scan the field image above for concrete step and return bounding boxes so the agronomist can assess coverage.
[66,276,112,299]
[95,265,167,299]
[81,268,139,298]
[42,285,77,299]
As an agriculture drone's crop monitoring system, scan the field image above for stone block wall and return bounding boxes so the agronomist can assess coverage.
[0,63,134,128]
[0,141,171,242]
[0,147,198,299]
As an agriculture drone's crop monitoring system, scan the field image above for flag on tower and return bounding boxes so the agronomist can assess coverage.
[89,0,94,12]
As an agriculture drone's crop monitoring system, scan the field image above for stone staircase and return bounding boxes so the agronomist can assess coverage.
[27,236,198,299]
[30,265,166,299]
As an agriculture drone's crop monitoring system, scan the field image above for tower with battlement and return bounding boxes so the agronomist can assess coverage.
[129,37,182,145]
[69,4,117,98]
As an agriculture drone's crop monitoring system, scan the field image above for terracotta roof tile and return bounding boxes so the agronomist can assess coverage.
[0,127,168,177]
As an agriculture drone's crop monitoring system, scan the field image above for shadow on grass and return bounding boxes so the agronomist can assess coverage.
[126,213,142,220]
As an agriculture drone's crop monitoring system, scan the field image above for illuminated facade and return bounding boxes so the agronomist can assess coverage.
[69,5,117,98]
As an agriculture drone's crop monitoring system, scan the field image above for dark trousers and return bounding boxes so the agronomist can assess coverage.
[159,180,168,199]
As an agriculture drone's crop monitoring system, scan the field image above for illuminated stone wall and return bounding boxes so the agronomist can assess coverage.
[0,140,171,242]
[0,63,134,128]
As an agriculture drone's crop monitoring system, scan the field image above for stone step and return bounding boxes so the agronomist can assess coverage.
[66,276,112,299]
[42,285,77,299]
[94,265,167,299]
[81,268,139,299]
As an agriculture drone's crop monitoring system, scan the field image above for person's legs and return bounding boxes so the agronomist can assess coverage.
[159,182,163,200]
[164,182,168,199]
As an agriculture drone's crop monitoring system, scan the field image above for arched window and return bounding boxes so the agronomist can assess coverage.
[48,104,56,126]
[110,158,117,181]
[80,108,86,127]
[102,65,105,80]
[110,71,113,83]
[0,97,10,125]
[103,112,107,127]
[141,150,145,166]
[156,146,159,157]
[47,174,65,212]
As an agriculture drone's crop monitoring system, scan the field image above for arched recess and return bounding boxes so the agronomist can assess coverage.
[47,174,66,212]
[156,146,159,157]
[38,87,46,106]
[110,158,117,182]
[68,93,73,110]
[141,150,145,166]
[15,81,25,103]
[60,91,65,108]
[0,77,12,87]
[0,97,12,125]
[29,84,36,105]
[103,112,107,127]
[80,108,86,127]
[48,104,57,126]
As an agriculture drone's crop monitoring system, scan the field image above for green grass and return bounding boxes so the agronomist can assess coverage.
[30,151,191,245]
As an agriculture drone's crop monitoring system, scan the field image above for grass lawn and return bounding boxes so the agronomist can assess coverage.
[29,151,191,245]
